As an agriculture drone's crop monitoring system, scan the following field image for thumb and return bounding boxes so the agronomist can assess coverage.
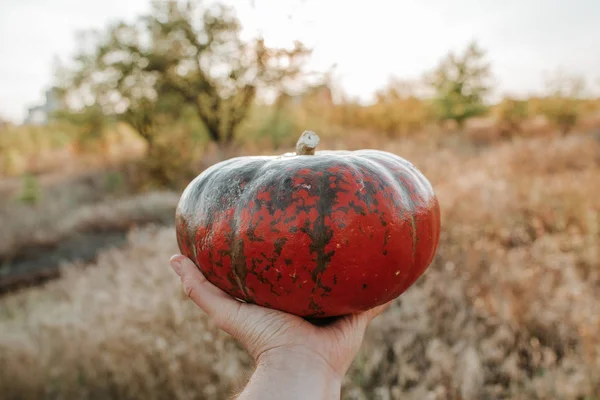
[170,255,243,334]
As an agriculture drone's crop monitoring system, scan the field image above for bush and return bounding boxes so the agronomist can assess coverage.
[493,97,529,138]
[539,72,586,135]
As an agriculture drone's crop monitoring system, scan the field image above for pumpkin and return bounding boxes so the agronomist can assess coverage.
[176,131,440,318]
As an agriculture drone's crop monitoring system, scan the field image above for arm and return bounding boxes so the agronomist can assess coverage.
[170,255,389,400]
[236,350,341,400]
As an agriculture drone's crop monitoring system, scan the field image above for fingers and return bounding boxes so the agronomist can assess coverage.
[170,254,242,332]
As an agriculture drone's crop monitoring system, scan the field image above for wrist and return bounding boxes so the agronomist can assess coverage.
[258,347,344,384]
[238,347,342,400]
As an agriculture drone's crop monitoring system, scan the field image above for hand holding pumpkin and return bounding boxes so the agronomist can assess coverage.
[171,131,440,398]
[170,254,390,399]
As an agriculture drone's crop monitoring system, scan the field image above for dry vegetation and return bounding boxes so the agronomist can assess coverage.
[0,166,181,262]
[0,122,146,177]
[2,4,600,398]
[0,183,178,261]
[1,130,599,399]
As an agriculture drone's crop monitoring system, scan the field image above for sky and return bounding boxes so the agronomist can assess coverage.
[1,0,599,122]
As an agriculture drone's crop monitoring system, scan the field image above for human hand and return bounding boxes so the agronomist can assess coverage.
[169,254,390,400]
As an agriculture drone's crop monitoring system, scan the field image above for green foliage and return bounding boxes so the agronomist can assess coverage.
[426,41,493,127]
[18,173,41,205]
[540,72,586,135]
[58,0,312,149]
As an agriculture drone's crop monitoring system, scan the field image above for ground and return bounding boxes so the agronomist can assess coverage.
[0,131,599,399]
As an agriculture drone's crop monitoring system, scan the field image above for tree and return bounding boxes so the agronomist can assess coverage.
[426,41,493,127]
[59,0,312,148]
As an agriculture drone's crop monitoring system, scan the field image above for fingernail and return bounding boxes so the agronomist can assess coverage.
[170,258,182,276]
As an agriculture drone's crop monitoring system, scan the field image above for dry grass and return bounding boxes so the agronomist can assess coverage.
[0,169,178,261]
[0,227,251,400]
[0,122,146,177]
[0,132,599,399]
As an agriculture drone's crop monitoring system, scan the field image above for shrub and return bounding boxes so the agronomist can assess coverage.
[493,97,529,138]
[539,72,586,135]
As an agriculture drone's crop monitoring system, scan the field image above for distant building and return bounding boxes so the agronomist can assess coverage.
[24,87,64,125]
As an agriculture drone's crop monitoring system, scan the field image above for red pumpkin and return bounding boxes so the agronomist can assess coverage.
[176,131,440,318]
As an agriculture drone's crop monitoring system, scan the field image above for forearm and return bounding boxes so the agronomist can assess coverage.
[235,351,342,400]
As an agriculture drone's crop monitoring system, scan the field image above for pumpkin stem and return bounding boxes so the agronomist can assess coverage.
[296,131,320,155]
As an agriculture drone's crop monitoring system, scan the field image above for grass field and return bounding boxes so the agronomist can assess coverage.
[1,128,599,399]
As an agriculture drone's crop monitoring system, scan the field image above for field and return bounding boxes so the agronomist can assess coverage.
[1,124,599,399]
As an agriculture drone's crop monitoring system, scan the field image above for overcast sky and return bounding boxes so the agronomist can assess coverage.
[1,0,599,122]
